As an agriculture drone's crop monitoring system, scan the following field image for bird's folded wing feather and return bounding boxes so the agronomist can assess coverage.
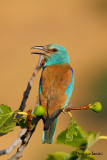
[39,64,74,116]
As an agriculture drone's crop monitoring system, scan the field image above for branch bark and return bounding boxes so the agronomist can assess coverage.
[16,55,45,118]
[8,116,41,160]
[0,55,45,159]
[63,104,90,112]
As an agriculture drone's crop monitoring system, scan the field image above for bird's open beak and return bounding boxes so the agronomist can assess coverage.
[30,46,49,57]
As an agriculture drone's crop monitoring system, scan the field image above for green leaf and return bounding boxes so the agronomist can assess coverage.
[87,131,100,149]
[0,105,16,134]
[16,118,27,129]
[56,118,87,149]
[81,155,96,160]
[66,118,78,141]
[46,150,96,160]
[70,150,96,160]
[16,117,35,130]
[56,118,100,150]
[46,152,71,160]
[46,150,95,160]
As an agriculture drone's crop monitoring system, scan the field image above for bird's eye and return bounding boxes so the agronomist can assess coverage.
[53,48,58,52]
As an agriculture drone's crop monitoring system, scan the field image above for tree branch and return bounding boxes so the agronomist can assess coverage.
[0,55,45,158]
[8,131,31,160]
[63,104,90,113]
[16,55,45,118]
[8,116,41,160]
[0,129,27,156]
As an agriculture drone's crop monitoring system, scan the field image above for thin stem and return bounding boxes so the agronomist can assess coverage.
[17,112,28,115]
[63,105,90,113]
[67,111,72,117]
[98,136,107,140]
[18,55,44,113]
[69,105,90,110]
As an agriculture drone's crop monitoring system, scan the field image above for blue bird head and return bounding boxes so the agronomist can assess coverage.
[31,44,69,66]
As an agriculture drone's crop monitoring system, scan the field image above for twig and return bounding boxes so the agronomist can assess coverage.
[8,131,31,160]
[63,104,90,113]
[8,116,41,160]
[0,55,45,158]
[17,55,45,114]
[6,55,46,159]
[8,111,35,160]
[7,55,45,159]
[0,129,27,155]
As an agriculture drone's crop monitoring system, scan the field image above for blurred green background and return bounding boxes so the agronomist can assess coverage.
[0,0,107,160]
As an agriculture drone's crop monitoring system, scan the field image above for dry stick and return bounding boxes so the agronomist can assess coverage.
[0,129,27,156]
[8,116,41,160]
[8,132,31,160]
[7,56,45,159]
[8,111,41,160]
[17,55,45,116]
[0,55,45,158]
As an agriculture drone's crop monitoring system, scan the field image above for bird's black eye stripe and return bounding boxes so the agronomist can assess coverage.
[53,48,58,52]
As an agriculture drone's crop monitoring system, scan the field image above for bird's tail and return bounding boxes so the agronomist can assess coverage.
[42,117,58,144]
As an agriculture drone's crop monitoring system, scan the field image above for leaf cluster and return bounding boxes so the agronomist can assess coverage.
[0,105,35,135]
[46,118,100,160]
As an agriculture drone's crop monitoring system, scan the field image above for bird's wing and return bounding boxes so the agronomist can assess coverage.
[39,64,74,116]
[64,68,74,108]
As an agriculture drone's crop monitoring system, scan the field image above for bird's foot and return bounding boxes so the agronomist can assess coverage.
[63,104,72,117]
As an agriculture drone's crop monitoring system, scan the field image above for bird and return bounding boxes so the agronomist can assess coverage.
[31,44,74,144]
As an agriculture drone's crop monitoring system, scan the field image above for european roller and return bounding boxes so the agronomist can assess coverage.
[31,44,74,144]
